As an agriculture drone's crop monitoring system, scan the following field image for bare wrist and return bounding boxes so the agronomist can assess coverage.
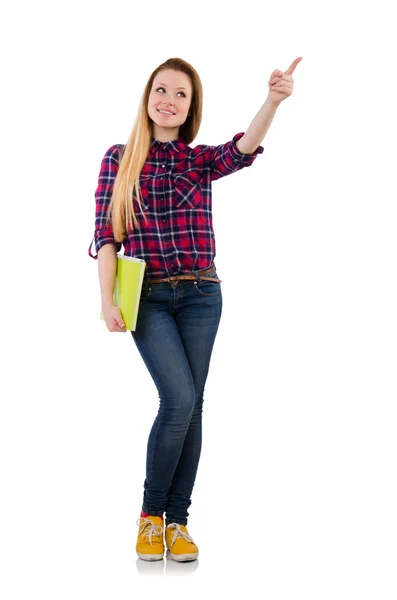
[101,299,115,311]
[265,96,281,107]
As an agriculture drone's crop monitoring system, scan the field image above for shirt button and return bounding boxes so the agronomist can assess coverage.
[162,164,166,168]
[160,197,164,202]
[162,219,166,223]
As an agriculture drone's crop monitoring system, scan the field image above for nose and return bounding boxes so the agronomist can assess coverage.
[161,93,174,106]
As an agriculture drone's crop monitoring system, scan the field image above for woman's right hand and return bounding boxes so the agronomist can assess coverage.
[102,304,127,332]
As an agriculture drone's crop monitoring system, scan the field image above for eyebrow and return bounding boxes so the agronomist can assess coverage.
[155,82,188,90]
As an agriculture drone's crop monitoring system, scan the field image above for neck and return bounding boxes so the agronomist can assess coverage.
[153,136,179,143]
[152,125,180,143]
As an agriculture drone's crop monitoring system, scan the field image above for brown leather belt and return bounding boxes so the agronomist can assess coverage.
[146,264,222,284]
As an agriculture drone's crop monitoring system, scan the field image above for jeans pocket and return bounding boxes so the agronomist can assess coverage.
[194,271,222,297]
[140,281,153,300]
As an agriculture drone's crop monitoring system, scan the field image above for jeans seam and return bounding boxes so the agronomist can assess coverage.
[146,415,161,498]
[132,334,163,511]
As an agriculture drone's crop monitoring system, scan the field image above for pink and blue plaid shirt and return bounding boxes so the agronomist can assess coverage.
[88,132,264,278]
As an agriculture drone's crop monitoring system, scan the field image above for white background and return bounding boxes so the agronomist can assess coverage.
[1,0,396,597]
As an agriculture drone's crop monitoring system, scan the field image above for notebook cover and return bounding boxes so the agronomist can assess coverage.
[99,254,146,331]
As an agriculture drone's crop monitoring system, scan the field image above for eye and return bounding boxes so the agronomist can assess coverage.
[155,87,186,98]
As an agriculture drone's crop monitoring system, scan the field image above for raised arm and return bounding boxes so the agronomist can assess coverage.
[236,57,303,154]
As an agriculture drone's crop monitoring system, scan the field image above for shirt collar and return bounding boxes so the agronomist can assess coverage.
[150,136,187,155]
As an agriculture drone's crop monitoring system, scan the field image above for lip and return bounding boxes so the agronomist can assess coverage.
[157,109,175,116]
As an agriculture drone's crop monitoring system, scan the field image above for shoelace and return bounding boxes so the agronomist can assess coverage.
[166,523,194,546]
[136,518,163,545]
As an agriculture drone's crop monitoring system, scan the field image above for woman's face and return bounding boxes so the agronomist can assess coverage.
[148,69,193,140]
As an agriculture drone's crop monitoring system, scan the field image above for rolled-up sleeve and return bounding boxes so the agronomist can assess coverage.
[207,132,264,182]
[88,145,123,260]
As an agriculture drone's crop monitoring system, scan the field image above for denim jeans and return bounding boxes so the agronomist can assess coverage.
[130,264,222,525]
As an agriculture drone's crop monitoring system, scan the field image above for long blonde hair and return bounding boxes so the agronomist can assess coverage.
[106,58,203,242]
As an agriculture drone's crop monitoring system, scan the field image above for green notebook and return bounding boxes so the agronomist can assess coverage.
[100,254,146,331]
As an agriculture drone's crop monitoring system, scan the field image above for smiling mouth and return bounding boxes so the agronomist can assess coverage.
[157,109,175,115]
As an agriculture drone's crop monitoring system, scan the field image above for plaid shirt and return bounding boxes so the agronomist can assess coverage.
[88,132,264,278]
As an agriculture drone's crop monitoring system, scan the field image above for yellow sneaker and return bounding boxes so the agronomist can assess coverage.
[136,516,164,561]
[165,523,199,562]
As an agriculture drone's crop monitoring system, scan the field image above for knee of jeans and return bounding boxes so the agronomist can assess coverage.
[192,391,204,412]
[161,390,196,425]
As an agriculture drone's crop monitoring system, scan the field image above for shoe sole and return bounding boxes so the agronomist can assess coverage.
[137,552,164,561]
[168,551,199,562]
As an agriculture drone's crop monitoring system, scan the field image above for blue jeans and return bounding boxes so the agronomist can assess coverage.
[130,264,222,525]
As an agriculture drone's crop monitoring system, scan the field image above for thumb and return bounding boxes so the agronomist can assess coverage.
[116,314,126,328]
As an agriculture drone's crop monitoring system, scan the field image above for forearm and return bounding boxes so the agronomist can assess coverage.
[97,243,117,309]
[236,98,280,154]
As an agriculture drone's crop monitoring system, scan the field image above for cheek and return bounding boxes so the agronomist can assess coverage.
[148,93,157,106]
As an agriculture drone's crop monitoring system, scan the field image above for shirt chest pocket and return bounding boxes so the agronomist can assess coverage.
[174,170,203,209]
[133,176,151,212]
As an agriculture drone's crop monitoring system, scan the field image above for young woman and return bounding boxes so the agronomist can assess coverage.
[88,56,302,562]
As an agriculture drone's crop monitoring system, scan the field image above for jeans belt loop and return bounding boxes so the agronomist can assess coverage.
[193,270,202,284]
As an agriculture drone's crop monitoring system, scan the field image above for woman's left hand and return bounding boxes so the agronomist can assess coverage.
[267,57,303,104]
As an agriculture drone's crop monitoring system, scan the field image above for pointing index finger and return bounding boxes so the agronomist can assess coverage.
[285,57,303,75]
